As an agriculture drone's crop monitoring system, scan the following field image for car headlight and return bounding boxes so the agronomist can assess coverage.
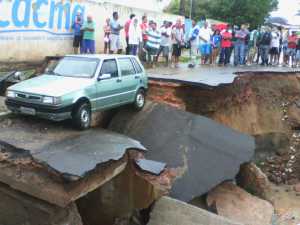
[6,90,16,98]
[42,96,61,105]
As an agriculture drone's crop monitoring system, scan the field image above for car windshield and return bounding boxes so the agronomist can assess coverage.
[53,57,99,78]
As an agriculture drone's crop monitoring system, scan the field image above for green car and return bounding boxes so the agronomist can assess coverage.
[5,55,148,129]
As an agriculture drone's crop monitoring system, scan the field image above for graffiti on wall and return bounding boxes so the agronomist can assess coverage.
[0,0,85,41]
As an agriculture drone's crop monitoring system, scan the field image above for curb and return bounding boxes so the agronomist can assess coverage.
[0,112,10,118]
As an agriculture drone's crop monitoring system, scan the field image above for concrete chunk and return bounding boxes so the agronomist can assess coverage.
[148,197,243,225]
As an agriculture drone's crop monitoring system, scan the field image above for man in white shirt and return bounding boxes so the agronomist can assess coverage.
[270,28,280,65]
[199,22,212,64]
[157,21,172,66]
[188,20,200,68]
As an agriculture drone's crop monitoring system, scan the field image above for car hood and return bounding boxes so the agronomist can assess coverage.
[9,75,94,97]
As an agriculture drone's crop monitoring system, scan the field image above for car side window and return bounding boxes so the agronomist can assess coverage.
[100,59,118,78]
[131,58,143,74]
[118,58,136,76]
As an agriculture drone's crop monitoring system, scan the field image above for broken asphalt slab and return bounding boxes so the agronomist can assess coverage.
[109,102,255,202]
[147,65,300,87]
[0,116,147,207]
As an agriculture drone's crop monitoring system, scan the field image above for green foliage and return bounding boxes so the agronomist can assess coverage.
[166,0,279,28]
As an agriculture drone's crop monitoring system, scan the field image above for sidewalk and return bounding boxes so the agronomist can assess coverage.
[147,63,300,86]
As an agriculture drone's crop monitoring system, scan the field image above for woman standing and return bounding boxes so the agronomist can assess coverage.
[128,17,142,56]
[211,29,222,65]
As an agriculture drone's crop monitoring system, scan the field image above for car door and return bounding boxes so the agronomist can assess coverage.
[117,57,140,103]
[94,59,122,110]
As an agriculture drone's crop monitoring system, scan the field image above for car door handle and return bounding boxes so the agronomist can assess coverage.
[134,76,140,79]
[116,79,122,83]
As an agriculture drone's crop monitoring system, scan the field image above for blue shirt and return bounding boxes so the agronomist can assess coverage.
[212,34,221,48]
[72,22,82,36]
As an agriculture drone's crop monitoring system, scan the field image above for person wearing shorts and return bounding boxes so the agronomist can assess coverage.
[109,12,124,54]
[156,21,172,66]
[171,19,184,68]
[287,31,298,67]
[103,18,111,54]
[82,15,95,54]
[72,13,83,54]
[270,28,280,65]
[199,22,212,64]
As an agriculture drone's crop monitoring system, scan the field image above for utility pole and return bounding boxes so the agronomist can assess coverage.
[189,0,193,19]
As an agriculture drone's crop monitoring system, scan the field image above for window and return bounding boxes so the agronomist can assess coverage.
[131,58,143,74]
[118,58,136,76]
[100,59,118,78]
[53,57,99,78]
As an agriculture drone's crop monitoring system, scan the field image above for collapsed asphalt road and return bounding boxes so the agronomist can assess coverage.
[109,102,255,202]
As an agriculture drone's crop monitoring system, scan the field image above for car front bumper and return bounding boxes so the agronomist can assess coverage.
[5,98,73,122]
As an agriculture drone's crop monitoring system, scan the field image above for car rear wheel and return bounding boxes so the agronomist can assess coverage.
[133,89,146,111]
[72,102,91,130]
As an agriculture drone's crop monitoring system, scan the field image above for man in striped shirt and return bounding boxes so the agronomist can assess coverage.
[145,21,161,67]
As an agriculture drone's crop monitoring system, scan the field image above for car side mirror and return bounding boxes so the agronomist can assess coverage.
[98,73,111,81]
[14,71,22,80]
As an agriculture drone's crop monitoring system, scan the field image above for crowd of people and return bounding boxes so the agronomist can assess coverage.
[71,12,300,68]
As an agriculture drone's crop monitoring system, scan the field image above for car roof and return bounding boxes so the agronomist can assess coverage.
[65,54,139,60]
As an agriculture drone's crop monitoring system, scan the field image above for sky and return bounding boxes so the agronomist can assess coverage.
[271,0,300,25]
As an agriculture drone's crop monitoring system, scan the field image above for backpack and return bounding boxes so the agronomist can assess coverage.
[260,32,271,45]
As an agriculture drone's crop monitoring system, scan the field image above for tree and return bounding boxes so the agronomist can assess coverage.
[166,0,279,28]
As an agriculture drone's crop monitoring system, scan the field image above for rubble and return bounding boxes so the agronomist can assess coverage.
[109,102,255,202]
[206,182,274,225]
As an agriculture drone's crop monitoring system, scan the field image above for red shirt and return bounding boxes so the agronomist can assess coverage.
[288,35,297,49]
[140,22,148,41]
[221,31,232,48]
[124,19,131,38]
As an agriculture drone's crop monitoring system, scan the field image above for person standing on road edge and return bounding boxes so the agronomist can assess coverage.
[72,13,83,54]
[103,18,111,54]
[287,31,298,67]
[145,21,161,67]
[258,27,272,66]
[82,15,95,54]
[211,29,222,65]
[188,20,200,68]
[171,19,184,68]
[110,12,124,54]
[219,26,232,66]
[125,14,135,55]
[128,17,142,56]
[234,25,249,66]
[157,21,172,67]
[198,22,212,65]
[139,15,148,61]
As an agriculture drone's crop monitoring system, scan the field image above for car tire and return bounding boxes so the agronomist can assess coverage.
[133,89,146,111]
[72,102,91,130]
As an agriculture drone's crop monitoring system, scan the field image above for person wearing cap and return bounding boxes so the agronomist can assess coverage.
[81,15,95,54]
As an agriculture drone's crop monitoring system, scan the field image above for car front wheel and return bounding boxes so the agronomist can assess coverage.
[133,89,146,111]
[72,102,91,130]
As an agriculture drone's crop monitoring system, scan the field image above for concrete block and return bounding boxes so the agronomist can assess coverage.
[148,197,243,225]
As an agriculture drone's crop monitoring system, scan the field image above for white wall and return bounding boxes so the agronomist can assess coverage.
[104,0,171,12]
[0,0,178,62]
